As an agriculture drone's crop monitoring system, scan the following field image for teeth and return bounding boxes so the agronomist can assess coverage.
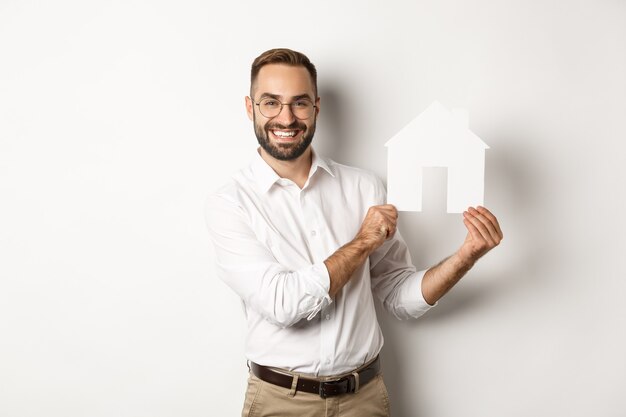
[273,130,297,138]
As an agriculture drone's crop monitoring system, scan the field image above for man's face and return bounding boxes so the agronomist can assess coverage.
[246,64,320,161]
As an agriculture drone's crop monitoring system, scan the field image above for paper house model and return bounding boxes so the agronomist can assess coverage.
[385,101,489,213]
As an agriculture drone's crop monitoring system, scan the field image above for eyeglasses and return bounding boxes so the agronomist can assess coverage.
[252,97,317,120]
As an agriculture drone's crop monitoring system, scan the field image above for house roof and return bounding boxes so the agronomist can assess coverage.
[384,101,489,149]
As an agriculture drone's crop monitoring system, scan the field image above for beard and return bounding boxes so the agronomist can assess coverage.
[253,113,316,161]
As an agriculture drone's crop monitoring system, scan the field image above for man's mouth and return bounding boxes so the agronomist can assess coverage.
[270,129,301,142]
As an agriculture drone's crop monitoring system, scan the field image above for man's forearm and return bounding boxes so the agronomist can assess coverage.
[324,204,398,298]
[324,238,373,298]
[420,206,503,305]
[421,253,474,305]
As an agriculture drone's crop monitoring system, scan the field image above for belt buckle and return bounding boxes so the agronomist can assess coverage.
[318,378,350,399]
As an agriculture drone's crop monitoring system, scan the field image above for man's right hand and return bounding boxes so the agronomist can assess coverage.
[355,204,398,252]
[324,204,398,297]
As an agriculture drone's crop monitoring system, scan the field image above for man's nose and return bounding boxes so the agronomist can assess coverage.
[274,103,296,124]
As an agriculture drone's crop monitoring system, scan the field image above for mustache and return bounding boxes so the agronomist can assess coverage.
[265,121,307,131]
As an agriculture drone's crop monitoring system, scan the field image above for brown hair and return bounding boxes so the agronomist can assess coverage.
[250,48,318,97]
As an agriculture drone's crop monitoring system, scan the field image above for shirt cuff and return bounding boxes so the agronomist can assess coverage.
[306,261,333,321]
[417,269,438,307]
[404,269,437,316]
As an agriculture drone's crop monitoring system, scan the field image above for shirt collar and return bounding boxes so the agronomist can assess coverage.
[250,147,335,194]
[310,148,335,179]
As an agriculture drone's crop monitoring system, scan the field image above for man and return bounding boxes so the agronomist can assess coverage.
[205,48,503,417]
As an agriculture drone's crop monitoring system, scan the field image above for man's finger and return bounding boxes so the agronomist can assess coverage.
[376,205,398,219]
[476,206,503,239]
[463,218,483,243]
[463,210,495,245]
[468,207,501,243]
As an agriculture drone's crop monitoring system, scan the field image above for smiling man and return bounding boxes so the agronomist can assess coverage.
[206,48,503,417]
[248,63,318,163]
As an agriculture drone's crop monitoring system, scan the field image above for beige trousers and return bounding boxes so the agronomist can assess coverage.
[241,371,391,417]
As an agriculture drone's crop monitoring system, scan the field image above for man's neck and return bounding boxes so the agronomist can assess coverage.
[258,147,313,189]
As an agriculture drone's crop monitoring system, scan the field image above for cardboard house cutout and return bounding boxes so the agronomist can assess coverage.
[385,101,489,213]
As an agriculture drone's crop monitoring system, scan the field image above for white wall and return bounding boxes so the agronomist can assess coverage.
[1,1,625,416]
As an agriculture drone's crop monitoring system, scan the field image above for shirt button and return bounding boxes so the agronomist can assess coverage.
[325,314,330,320]
[311,230,317,237]
[325,358,331,364]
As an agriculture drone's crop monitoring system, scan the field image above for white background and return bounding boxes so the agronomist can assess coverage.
[1,1,625,416]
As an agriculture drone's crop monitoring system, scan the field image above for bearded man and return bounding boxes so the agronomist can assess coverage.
[206,48,503,417]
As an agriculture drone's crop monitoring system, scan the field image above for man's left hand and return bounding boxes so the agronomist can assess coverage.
[457,206,503,267]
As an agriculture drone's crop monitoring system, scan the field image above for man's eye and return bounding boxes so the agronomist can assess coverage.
[263,100,279,107]
[293,101,310,108]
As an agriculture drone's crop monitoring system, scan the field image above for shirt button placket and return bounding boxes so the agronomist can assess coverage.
[319,302,336,374]
[302,189,334,374]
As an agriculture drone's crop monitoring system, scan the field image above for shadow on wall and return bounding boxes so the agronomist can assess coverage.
[315,83,351,163]
[375,135,555,416]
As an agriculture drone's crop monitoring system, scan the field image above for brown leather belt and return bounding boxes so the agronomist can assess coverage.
[249,356,380,398]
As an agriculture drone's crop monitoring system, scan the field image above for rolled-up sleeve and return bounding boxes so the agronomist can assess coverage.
[369,232,435,320]
[205,194,332,328]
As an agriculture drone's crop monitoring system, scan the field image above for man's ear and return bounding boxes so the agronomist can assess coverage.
[245,96,254,121]
[315,96,320,117]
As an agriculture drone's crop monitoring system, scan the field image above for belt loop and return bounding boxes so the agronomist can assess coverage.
[351,372,360,394]
[287,374,299,397]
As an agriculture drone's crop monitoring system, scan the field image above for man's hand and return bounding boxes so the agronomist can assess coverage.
[355,204,398,251]
[457,206,503,267]
[324,204,398,297]
[421,206,503,305]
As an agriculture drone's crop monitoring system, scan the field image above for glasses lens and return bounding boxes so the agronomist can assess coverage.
[290,100,314,119]
[259,98,281,118]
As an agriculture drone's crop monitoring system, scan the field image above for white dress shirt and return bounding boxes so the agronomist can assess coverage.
[205,147,435,376]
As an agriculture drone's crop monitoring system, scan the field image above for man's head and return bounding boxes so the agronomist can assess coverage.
[246,48,320,161]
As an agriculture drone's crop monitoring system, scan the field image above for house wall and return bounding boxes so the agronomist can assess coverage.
[446,148,486,212]
[1,1,625,416]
